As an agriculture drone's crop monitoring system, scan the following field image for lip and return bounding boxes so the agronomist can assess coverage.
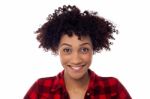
[68,65,86,71]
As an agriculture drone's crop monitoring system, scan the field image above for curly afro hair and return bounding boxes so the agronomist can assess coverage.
[35,5,118,54]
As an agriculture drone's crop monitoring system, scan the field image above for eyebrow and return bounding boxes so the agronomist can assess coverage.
[60,42,91,47]
[60,43,72,47]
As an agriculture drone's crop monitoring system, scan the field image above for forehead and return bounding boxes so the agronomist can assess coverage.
[59,34,92,44]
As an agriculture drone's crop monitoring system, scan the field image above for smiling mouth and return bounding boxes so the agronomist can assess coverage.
[68,65,86,71]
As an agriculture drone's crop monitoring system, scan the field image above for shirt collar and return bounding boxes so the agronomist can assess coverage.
[50,70,67,93]
[86,69,100,94]
[50,69,99,93]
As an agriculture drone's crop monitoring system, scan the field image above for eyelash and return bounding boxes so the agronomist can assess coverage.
[63,48,72,54]
[62,47,90,54]
[80,48,89,53]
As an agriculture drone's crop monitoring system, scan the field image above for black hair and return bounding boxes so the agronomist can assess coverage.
[35,5,118,54]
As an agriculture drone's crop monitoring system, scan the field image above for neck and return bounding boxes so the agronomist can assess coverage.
[64,71,90,92]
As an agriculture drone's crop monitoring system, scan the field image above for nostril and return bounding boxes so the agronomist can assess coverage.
[82,64,86,67]
[67,65,71,67]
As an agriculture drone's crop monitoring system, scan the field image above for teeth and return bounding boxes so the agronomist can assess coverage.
[68,65,85,71]
[71,66,81,70]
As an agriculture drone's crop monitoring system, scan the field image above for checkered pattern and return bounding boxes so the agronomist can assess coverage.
[24,69,131,99]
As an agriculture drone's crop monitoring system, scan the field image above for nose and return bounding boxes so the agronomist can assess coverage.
[70,52,82,65]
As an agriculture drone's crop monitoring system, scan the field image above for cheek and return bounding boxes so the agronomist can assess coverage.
[59,54,70,66]
[82,53,93,64]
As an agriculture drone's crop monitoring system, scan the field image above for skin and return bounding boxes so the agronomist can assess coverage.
[58,34,93,99]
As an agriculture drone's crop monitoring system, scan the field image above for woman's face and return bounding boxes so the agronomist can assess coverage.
[58,34,93,80]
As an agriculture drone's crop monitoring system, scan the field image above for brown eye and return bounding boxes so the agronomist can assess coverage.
[63,48,72,54]
[80,47,89,54]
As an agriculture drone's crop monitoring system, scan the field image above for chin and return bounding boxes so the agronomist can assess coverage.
[68,69,88,80]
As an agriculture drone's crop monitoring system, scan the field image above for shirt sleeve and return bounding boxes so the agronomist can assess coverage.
[24,79,40,99]
[116,78,132,99]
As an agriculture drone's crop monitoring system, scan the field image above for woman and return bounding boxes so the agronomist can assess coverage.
[24,5,131,99]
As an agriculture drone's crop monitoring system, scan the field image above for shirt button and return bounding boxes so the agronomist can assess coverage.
[86,92,90,96]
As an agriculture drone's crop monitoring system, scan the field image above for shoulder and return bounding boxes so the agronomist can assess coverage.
[91,71,124,89]
[27,76,58,92]
[95,75,131,98]
[24,76,59,99]
[24,70,66,99]
[24,76,57,99]
[36,76,57,87]
[98,76,120,84]
[95,75,121,87]
[89,69,121,88]
[90,70,120,86]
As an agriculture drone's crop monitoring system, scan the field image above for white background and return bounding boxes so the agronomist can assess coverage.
[0,0,150,99]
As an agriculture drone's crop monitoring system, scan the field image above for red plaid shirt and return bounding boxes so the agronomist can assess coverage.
[24,69,131,99]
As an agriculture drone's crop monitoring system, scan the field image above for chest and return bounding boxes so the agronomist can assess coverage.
[67,89,87,99]
[39,91,117,99]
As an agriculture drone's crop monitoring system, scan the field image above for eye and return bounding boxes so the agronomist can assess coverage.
[80,47,89,54]
[63,48,72,54]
